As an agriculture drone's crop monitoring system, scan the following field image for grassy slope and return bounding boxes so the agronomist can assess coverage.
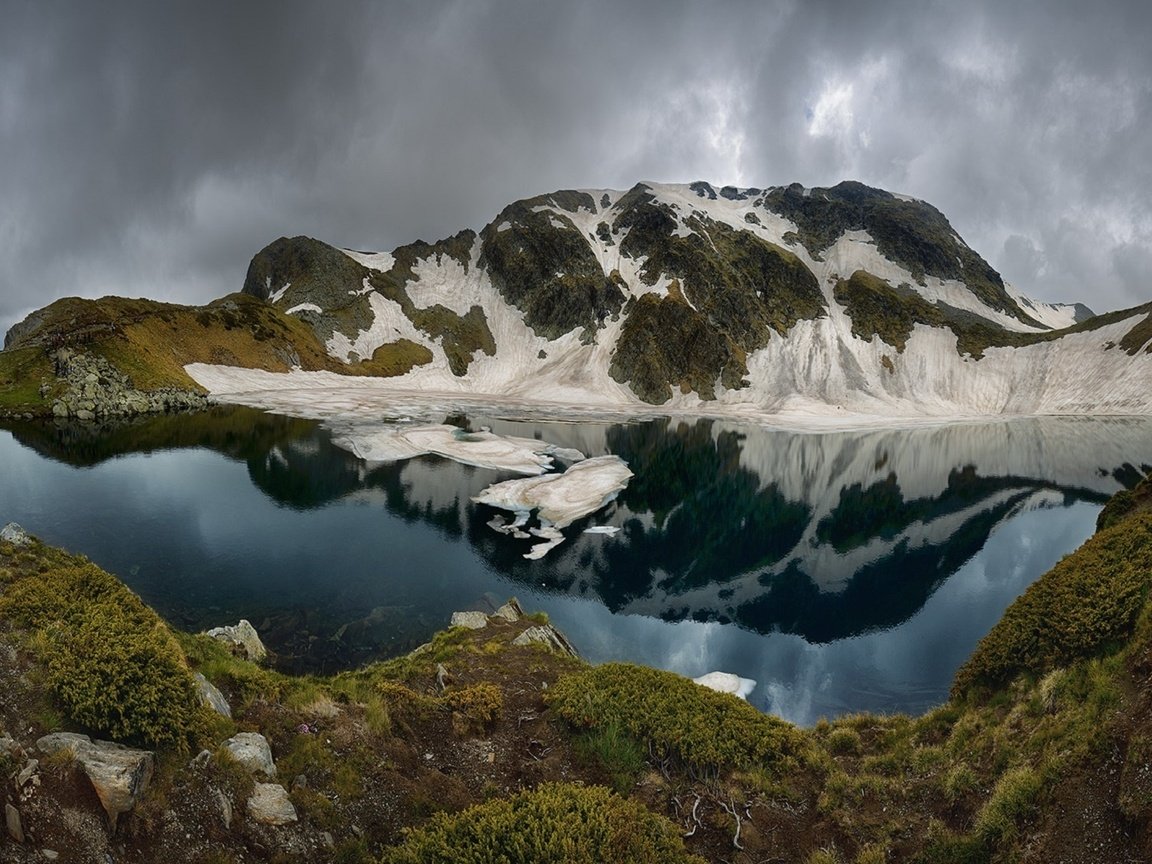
[3,476,1152,861]
[0,293,432,414]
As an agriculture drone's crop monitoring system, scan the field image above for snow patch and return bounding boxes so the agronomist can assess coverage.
[341,249,395,272]
[269,283,291,304]
[285,302,322,315]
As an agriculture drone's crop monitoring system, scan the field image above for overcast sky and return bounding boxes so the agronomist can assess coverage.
[2,0,1150,336]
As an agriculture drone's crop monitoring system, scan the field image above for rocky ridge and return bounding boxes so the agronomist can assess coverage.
[47,349,206,420]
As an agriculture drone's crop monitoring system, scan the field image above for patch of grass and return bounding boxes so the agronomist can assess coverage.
[381,782,706,864]
[574,720,647,794]
[547,662,812,775]
[446,682,503,736]
[0,346,57,411]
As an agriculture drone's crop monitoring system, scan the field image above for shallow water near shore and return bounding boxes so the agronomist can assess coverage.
[2,406,1151,725]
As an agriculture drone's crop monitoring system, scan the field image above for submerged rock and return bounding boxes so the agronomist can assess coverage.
[204,619,268,662]
[36,733,154,825]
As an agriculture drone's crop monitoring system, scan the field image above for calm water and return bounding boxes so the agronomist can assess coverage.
[2,407,1151,725]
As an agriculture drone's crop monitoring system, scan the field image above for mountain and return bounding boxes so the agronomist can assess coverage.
[230,179,1150,417]
[4,179,1151,419]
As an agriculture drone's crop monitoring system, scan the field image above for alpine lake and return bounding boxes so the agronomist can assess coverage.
[3,405,1151,727]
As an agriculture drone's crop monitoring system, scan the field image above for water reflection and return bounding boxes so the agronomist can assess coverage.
[2,408,1151,723]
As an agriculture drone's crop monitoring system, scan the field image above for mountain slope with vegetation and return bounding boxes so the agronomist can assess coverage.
[4,472,1152,862]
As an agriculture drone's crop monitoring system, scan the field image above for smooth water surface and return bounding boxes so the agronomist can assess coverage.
[3,408,1151,725]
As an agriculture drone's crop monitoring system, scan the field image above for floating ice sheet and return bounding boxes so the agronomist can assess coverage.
[693,671,757,700]
[331,424,584,476]
[473,455,632,558]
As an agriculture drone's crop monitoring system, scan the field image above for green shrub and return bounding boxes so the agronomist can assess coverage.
[546,662,810,774]
[0,549,205,750]
[381,782,705,864]
[574,721,647,794]
[953,513,1152,693]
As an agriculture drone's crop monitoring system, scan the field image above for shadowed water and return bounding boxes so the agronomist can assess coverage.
[2,407,1150,725]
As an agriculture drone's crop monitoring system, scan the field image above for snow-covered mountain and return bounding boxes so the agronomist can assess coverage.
[220,180,1152,419]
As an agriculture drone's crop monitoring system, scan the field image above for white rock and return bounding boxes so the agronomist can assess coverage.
[36,733,154,825]
[194,673,232,718]
[511,624,579,657]
[0,522,31,546]
[223,732,276,777]
[247,783,297,825]
[490,599,524,622]
[450,611,489,630]
[204,620,267,662]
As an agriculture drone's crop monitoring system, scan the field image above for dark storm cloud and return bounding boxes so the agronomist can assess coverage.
[2,0,1151,336]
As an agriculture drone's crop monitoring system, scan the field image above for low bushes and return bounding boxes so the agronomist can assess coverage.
[0,542,205,750]
[381,782,705,864]
[546,662,811,774]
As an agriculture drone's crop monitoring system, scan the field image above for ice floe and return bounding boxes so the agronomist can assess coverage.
[693,671,757,700]
[330,423,584,475]
[473,455,633,558]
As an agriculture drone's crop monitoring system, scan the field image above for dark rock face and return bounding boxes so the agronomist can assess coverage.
[761,181,1041,326]
[242,235,375,349]
[479,200,625,342]
[609,292,747,404]
[606,186,825,402]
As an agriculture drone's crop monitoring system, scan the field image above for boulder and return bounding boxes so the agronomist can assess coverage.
[247,783,297,825]
[511,624,579,657]
[5,803,23,844]
[36,733,154,825]
[450,610,489,630]
[491,599,525,622]
[0,522,31,546]
[194,672,232,718]
[223,732,276,777]
[204,619,267,662]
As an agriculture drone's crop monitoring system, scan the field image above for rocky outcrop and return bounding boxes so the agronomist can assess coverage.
[512,625,579,657]
[204,619,268,662]
[48,349,206,420]
[36,732,154,825]
[0,522,31,546]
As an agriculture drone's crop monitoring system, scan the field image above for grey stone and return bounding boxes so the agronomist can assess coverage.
[223,732,276,777]
[194,673,232,718]
[511,624,579,657]
[204,619,267,662]
[0,736,22,760]
[5,803,23,844]
[247,783,297,826]
[0,522,31,546]
[491,598,525,622]
[449,610,489,630]
[36,733,153,825]
[41,852,59,861]
[213,788,233,830]
[16,758,39,788]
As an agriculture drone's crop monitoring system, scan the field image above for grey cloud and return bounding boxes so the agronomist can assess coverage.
[2,0,1151,337]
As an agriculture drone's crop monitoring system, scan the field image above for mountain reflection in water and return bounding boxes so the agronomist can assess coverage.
[2,406,1150,724]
